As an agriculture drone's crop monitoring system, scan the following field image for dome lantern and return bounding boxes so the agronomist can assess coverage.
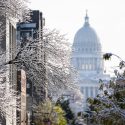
[84,10,89,26]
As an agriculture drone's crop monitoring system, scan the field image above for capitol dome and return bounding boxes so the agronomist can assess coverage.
[73,13,101,53]
[71,12,103,74]
[71,12,110,111]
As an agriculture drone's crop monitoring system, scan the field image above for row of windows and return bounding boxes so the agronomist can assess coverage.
[72,58,103,64]
[76,58,98,63]
[73,42,100,46]
[73,47,101,53]
[81,64,102,71]
[71,58,103,71]
[72,57,98,62]
[82,64,94,70]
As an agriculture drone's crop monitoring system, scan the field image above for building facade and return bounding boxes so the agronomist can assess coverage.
[17,10,46,125]
[0,15,18,125]
[71,12,109,110]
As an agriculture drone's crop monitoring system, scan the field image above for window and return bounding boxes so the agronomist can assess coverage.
[90,87,93,97]
[85,87,88,98]
[82,48,84,52]
[77,48,80,52]
[86,64,88,70]
[82,64,85,69]
[89,64,92,70]
[90,48,92,52]
[82,64,92,70]
[86,48,88,52]
[27,83,30,88]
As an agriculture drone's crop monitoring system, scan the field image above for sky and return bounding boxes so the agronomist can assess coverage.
[29,0,125,74]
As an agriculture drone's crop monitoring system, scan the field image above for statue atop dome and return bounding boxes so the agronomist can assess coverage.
[84,10,89,26]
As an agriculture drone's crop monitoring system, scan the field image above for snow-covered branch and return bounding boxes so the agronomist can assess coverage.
[0,0,30,21]
[87,53,125,124]
[0,28,77,102]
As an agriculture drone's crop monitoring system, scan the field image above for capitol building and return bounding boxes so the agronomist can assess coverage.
[71,12,110,110]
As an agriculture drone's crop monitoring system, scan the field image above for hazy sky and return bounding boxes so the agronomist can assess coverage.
[29,0,125,73]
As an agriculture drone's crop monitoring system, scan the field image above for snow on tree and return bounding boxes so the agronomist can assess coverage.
[0,0,81,121]
[0,51,20,123]
[87,53,125,125]
[22,29,78,99]
[0,0,29,122]
[0,26,80,101]
[0,0,30,21]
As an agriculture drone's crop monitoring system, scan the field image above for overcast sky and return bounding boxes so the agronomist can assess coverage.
[29,0,125,73]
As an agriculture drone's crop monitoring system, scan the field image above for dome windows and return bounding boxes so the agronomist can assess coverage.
[82,63,93,71]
